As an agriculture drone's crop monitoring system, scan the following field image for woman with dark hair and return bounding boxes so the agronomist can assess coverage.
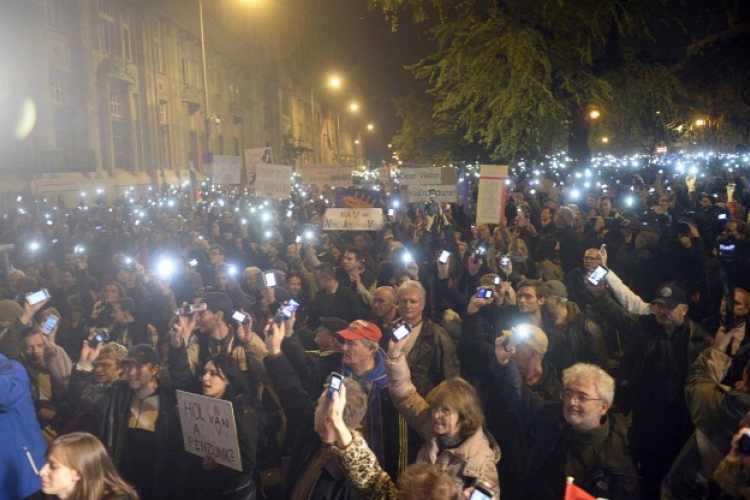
[384,337,501,497]
[535,237,564,281]
[40,432,139,500]
[169,353,260,500]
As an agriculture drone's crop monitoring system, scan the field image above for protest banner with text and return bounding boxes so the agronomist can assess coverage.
[244,147,272,186]
[323,208,384,231]
[404,185,459,203]
[176,390,242,472]
[212,156,241,185]
[476,165,508,225]
[301,166,353,187]
[255,164,293,199]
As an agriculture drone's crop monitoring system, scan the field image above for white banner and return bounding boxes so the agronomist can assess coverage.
[176,391,242,472]
[255,164,293,199]
[301,166,353,187]
[212,156,241,185]
[405,185,459,203]
[244,147,272,185]
[323,208,384,231]
[476,165,508,225]
[396,167,443,185]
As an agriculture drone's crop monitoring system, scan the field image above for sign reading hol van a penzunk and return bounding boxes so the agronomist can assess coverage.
[322,208,385,231]
[176,390,242,472]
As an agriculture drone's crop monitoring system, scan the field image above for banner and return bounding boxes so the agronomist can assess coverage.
[244,147,272,186]
[212,156,241,185]
[335,188,383,208]
[255,164,293,199]
[176,391,242,472]
[476,164,508,225]
[396,167,443,185]
[301,166,353,187]
[322,208,385,231]
[404,185,459,203]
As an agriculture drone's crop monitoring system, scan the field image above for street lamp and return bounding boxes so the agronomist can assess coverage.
[350,102,359,112]
[695,118,705,127]
[589,109,601,120]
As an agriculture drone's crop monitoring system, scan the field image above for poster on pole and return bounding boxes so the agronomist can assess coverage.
[323,208,384,231]
[244,147,273,186]
[476,165,508,225]
[212,156,241,185]
[255,164,293,199]
[300,165,353,187]
[176,390,242,472]
[403,185,459,203]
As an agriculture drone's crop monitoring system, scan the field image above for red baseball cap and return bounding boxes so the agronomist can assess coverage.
[337,320,382,343]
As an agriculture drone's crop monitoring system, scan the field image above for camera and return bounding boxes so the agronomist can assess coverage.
[391,322,411,342]
[179,303,208,316]
[477,288,494,299]
[503,325,530,352]
[494,276,501,286]
[88,328,109,348]
[326,372,344,400]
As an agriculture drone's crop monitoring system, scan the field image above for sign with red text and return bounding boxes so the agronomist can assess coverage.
[176,390,242,472]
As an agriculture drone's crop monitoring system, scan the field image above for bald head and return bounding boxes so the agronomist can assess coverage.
[373,286,397,318]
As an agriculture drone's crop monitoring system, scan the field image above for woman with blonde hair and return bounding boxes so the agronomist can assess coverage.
[40,432,139,500]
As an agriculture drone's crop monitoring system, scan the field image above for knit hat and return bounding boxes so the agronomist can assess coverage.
[542,280,568,299]
[0,300,23,322]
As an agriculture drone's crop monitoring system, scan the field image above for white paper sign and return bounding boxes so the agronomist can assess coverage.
[323,208,384,231]
[396,167,443,185]
[301,166,353,187]
[255,164,293,199]
[476,165,508,225]
[212,156,241,185]
[176,390,242,472]
[405,185,459,203]
[244,148,272,185]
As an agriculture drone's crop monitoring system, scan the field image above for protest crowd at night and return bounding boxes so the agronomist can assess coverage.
[4,150,750,500]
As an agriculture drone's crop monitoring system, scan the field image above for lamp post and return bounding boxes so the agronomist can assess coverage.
[199,0,211,160]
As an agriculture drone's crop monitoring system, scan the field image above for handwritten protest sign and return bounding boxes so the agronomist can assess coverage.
[255,164,293,199]
[176,390,242,472]
[396,167,443,185]
[212,156,241,185]
[323,208,384,231]
[476,164,508,225]
[404,185,459,203]
[244,147,272,186]
[301,166,353,187]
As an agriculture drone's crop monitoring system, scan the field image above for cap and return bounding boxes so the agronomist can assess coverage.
[122,344,159,366]
[337,320,382,343]
[319,317,350,333]
[0,299,23,322]
[513,324,548,355]
[653,281,687,308]
[542,280,568,299]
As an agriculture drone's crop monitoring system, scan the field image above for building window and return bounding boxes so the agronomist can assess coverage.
[50,72,65,105]
[109,91,122,117]
[153,23,164,73]
[99,0,117,54]
[122,24,133,62]
[159,102,168,125]
[234,137,240,156]
[159,126,171,168]
[229,84,240,104]
[45,0,64,31]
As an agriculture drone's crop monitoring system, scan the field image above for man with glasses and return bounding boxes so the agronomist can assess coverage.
[587,279,712,499]
[491,343,640,500]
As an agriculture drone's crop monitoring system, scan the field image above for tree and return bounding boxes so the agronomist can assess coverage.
[369,0,687,165]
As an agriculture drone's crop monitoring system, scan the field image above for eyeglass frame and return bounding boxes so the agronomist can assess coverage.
[561,390,602,404]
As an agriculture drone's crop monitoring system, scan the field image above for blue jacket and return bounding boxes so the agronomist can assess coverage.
[0,352,46,500]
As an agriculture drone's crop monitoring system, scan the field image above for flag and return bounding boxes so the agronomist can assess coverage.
[321,117,334,150]
[565,478,596,500]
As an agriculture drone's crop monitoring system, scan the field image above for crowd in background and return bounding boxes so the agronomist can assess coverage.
[2,166,750,500]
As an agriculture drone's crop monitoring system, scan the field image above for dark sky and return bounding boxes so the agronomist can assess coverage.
[313,0,434,146]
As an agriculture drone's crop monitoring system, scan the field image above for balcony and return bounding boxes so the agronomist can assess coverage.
[0,150,96,174]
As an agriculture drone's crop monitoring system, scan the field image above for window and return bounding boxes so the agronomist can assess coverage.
[234,138,240,156]
[159,102,168,125]
[109,91,122,117]
[229,84,240,104]
[50,72,65,105]
[122,24,133,62]
[99,0,117,54]
[45,0,64,31]
[153,23,164,72]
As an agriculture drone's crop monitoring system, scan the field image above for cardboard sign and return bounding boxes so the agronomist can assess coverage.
[404,185,459,203]
[244,147,272,185]
[212,156,241,185]
[396,167,443,185]
[476,165,508,225]
[255,164,293,199]
[176,391,242,472]
[323,208,384,231]
[300,166,353,187]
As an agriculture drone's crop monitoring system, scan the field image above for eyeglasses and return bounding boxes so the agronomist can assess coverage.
[431,406,456,417]
[561,390,601,404]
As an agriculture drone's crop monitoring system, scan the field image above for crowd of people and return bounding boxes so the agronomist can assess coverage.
[2,167,750,500]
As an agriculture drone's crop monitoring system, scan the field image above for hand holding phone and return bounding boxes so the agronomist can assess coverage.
[42,315,59,335]
[27,289,51,306]
[326,372,344,400]
[587,265,609,286]
[391,322,411,343]
[477,288,494,299]
[263,271,277,287]
[438,250,450,264]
